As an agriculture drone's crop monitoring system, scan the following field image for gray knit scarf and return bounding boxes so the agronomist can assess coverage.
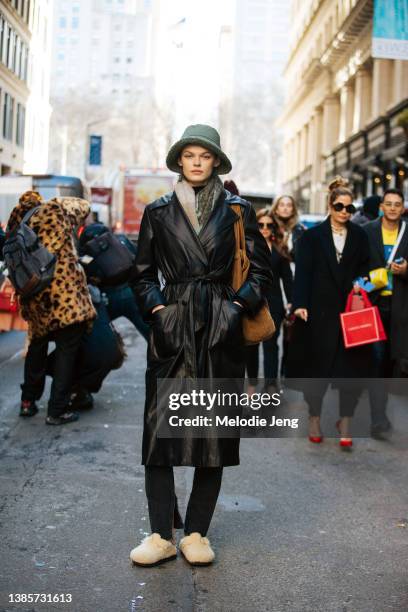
[175,175,224,234]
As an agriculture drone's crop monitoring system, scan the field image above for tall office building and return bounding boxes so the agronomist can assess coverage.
[222,0,290,192]
[51,0,153,99]
[0,0,53,175]
[233,0,289,94]
[49,0,155,178]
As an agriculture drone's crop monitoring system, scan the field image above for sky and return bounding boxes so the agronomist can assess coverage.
[154,0,236,133]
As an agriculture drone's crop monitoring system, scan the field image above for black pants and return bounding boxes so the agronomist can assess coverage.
[145,466,223,541]
[21,322,87,417]
[47,304,124,394]
[369,298,392,427]
[245,314,283,386]
[305,384,360,418]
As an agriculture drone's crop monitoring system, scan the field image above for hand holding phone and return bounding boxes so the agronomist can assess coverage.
[390,258,408,276]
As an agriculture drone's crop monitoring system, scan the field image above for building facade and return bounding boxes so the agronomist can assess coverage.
[0,0,31,175]
[0,0,53,175]
[280,0,408,212]
[51,0,152,100]
[49,0,154,179]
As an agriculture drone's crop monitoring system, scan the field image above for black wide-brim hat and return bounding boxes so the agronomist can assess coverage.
[166,124,232,175]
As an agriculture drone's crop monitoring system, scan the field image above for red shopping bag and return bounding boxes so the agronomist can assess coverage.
[0,281,18,313]
[340,289,387,348]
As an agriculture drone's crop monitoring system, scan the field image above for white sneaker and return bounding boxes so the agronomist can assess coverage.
[130,533,177,567]
[179,532,215,566]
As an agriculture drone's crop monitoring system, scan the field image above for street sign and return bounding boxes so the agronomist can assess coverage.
[89,135,102,166]
[372,0,408,60]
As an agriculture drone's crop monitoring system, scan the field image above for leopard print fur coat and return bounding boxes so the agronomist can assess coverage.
[7,192,96,339]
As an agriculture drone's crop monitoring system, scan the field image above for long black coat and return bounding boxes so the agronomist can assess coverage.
[133,189,272,466]
[287,217,371,378]
[266,247,293,319]
[363,219,408,373]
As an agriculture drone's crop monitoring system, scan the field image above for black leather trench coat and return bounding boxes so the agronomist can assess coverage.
[132,189,272,467]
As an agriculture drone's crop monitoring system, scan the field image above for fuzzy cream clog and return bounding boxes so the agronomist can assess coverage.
[130,533,177,567]
[179,532,215,566]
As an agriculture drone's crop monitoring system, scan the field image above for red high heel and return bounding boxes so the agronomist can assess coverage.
[308,416,323,444]
[336,420,353,450]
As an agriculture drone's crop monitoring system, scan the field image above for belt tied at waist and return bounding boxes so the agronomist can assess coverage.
[165,275,229,378]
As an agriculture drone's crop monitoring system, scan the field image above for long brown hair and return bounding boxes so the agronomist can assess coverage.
[327,176,353,207]
[256,208,290,259]
[270,194,299,231]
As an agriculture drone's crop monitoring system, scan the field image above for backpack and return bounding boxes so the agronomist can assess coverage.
[2,207,56,298]
[81,229,135,286]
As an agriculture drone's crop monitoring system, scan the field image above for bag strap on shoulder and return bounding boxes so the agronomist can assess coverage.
[231,204,245,252]
[21,206,41,225]
[386,220,406,265]
[231,203,250,290]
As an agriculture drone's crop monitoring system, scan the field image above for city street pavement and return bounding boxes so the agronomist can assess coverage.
[0,321,407,612]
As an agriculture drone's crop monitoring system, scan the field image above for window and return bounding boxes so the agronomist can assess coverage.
[12,32,18,73]
[3,93,14,141]
[72,16,79,28]
[58,52,65,61]
[16,103,25,146]
[114,57,120,63]
[92,38,99,46]
[59,16,67,28]
[18,43,24,79]
[0,17,5,64]
[72,5,80,12]
[58,36,66,45]
[25,0,30,24]
[5,24,12,69]
[25,0,31,24]
[20,44,28,81]
[14,36,20,76]
[126,57,132,63]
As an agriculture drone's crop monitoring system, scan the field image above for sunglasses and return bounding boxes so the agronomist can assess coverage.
[258,222,274,229]
[332,202,356,214]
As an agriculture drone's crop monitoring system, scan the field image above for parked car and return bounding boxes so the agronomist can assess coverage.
[299,213,326,229]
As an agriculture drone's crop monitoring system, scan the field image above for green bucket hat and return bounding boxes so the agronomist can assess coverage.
[166,124,232,175]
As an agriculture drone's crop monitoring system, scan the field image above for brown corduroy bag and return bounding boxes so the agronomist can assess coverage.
[231,204,276,345]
